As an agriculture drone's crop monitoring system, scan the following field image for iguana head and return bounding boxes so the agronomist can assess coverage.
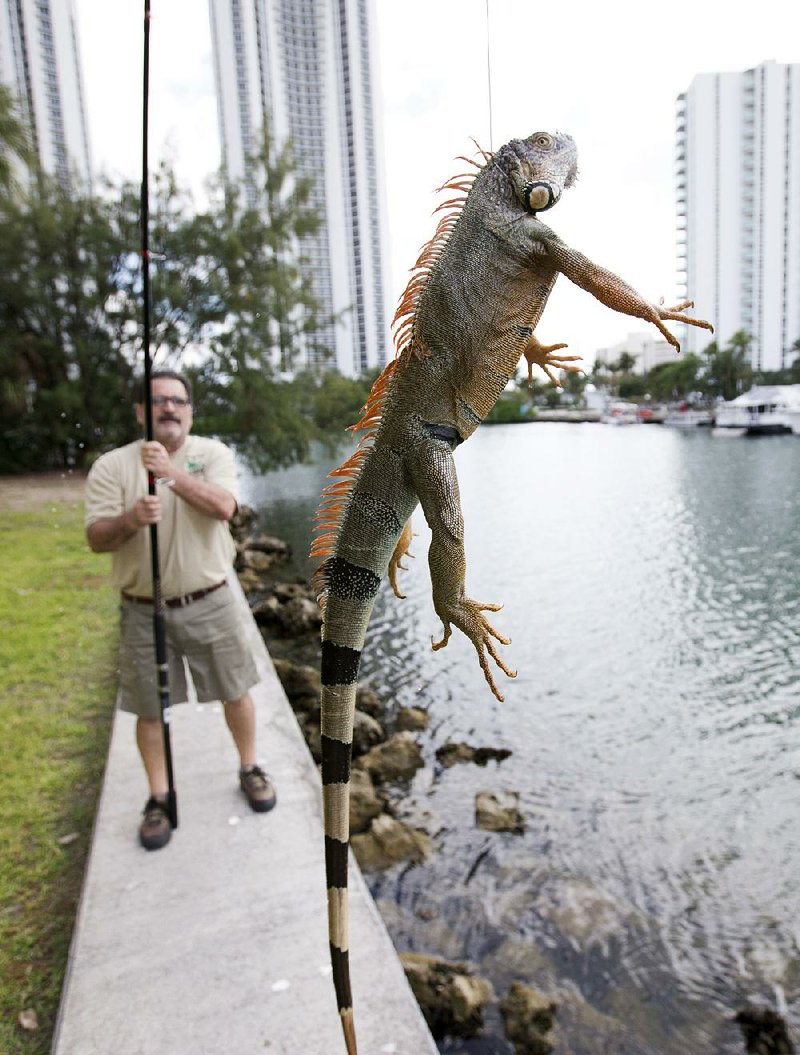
[497,131,578,215]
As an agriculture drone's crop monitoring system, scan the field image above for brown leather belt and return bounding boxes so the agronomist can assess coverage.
[122,580,227,609]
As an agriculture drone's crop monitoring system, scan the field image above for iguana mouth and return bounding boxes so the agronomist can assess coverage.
[523,180,559,213]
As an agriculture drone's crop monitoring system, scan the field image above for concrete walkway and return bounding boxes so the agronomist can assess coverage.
[52,580,437,1055]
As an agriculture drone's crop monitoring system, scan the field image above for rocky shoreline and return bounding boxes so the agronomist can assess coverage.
[230,506,795,1055]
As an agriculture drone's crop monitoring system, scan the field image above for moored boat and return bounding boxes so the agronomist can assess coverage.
[713,385,800,436]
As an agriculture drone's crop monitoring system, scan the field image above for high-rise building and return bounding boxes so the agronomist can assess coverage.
[208,0,391,377]
[0,0,91,185]
[676,59,800,371]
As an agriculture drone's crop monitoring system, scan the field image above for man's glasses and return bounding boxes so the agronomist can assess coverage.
[152,395,191,407]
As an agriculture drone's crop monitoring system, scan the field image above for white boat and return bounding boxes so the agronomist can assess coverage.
[663,404,713,428]
[714,385,800,435]
[601,401,639,425]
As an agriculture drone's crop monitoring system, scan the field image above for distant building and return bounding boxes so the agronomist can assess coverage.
[0,0,91,185]
[208,0,391,377]
[595,331,676,376]
[676,59,800,371]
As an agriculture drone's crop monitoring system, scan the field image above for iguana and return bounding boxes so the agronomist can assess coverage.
[311,129,712,1054]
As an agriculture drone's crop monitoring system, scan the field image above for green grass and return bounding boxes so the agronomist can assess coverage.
[0,503,117,1054]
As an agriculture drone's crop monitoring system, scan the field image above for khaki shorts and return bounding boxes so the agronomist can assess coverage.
[118,583,258,718]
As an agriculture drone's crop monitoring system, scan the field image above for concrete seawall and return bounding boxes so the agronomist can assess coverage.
[52,579,437,1055]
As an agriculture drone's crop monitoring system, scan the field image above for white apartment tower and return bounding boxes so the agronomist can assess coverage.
[0,0,91,184]
[676,60,800,371]
[208,0,390,376]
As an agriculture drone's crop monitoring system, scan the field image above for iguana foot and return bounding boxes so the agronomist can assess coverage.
[388,520,415,599]
[432,597,516,701]
[523,334,583,387]
[651,298,714,350]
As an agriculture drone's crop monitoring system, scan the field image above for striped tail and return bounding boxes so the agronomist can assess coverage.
[320,560,382,1055]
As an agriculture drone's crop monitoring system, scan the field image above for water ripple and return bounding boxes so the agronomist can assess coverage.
[244,425,800,1053]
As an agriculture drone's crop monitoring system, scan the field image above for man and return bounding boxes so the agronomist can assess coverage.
[85,370,276,850]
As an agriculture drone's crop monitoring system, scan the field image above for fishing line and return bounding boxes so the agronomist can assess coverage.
[485,0,494,150]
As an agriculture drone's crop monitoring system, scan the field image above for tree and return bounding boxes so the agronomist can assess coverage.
[790,338,800,384]
[0,85,33,191]
[703,331,753,402]
[646,352,703,401]
[188,126,334,470]
[617,350,637,376]
[0,170,141,471]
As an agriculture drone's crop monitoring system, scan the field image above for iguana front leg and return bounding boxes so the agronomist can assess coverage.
[522,333,583,387]
[533,222,714,347]
[409,439,516,701]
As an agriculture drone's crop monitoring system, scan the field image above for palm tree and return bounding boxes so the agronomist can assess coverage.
[617,350,637,376]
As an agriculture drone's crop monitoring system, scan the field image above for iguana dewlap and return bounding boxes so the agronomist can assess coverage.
[311,130,712,1054]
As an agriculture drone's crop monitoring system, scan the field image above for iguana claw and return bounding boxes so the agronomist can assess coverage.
[652,298,714,350]
[523,334,583,387]
[432,597,516,701]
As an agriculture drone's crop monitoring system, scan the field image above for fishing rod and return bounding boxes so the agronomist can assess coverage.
[141,0,178,829]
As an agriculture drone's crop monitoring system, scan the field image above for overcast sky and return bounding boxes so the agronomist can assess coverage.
[74,0,799,364]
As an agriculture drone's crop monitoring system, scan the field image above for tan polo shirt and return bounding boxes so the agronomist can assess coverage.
[84,435,238,598]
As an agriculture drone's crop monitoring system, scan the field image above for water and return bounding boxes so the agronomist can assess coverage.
[242,424,800,1053]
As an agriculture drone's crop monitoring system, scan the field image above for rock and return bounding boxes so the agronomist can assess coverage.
[355,731,423,784]
[437,742,512,767]
[229,504,257,541]
[239,548,277,573]
[400,951,492,1039]
[18,1008,39,1031]
[355,685,384,719]
[736,1006,795,1054]
[501,981,558,1055]
[243,533,291,558]
[252,591,322,636]
[352,709,386,758]
[436,742,475,767]
[280,597,323,635]
[272,658,321,702]
[475,791,525,834]
[349,768,385,834]
[396,706,429,732]
[252,595,282,626]
[237,567,266,594]
[472,746,512,765]
[534,878,631,953]
[273,581,317,603]
[351,813,430,872]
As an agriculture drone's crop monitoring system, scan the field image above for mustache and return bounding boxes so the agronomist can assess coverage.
[157,414,181,424]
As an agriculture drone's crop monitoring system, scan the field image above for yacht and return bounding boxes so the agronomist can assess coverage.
[713,385,800,436]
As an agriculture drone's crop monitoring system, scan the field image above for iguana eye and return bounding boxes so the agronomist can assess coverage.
[534,133,552,148]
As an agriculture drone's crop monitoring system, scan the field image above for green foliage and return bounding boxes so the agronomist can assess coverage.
[0,85,33,191]
[0,172,140,471]
[193,126,327,377]
[703,330,753,401]
[0,111,354,474]
[618,373,649,399]
[645,352,703,401]
[616,351,637,375]
[485,385,537,423]
[191,363,377,472]
[0,504,116,1054]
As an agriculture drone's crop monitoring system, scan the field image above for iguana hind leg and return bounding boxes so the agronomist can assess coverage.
[388,518,414,599]
[410,438,516,701]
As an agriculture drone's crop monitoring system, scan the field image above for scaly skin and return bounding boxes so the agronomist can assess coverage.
[313,130,712,1054]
